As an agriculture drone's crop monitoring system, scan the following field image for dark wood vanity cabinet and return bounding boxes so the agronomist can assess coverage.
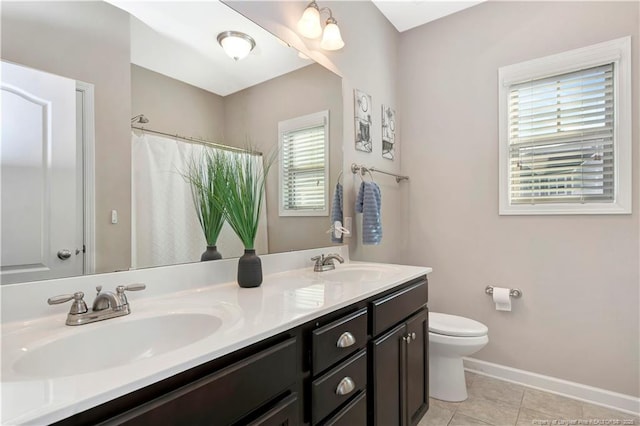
[370,281,429,426]
[56,276,428,426]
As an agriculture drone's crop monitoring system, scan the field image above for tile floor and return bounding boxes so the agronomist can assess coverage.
[418,372,640,426]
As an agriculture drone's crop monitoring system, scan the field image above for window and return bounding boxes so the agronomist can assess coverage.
[498,37,631,215]
[279,111,329,216]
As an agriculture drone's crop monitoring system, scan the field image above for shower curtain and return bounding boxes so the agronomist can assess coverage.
[131,131,269,269]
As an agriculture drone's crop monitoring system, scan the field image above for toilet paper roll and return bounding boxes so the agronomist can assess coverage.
[493,287,512,312]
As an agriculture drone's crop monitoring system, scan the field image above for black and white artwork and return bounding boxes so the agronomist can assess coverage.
[382,105,396,160]
[354,89,372,153]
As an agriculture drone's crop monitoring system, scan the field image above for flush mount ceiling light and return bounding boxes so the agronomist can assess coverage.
[297,1,345,51]
[217,31,256,61]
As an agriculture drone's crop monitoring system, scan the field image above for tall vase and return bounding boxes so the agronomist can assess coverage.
[201,245,222,261]
[237,249,262,288]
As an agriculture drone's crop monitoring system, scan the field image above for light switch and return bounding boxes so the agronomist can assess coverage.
[111,210,118,224]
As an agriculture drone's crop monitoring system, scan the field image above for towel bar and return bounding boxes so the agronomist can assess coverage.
[351,163,409,183]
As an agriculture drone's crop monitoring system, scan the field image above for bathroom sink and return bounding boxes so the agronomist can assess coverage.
[11,313,222,379]
[316,264,400,283]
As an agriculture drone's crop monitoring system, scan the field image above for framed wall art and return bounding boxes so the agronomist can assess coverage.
[382,105,396,160]
[354,89,372,153]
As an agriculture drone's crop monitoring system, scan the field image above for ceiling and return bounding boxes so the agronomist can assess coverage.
[107,1,310,96]
[371,0,486,32]
[106,0,486,95]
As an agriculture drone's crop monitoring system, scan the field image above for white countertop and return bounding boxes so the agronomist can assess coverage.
[1,260,431,425]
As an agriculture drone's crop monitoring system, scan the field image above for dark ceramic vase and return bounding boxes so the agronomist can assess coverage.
[237,249,262,288]
[201,245,222,261]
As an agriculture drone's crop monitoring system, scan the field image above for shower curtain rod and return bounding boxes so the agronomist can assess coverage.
[131,126,262,156]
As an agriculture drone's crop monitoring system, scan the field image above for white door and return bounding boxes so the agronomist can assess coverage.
[1,61,84,284]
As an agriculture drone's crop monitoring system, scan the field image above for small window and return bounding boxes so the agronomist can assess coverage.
[278,111,329,216]
[498,37,631,215]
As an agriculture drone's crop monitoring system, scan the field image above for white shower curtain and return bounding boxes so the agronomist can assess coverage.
[131,131,269,269]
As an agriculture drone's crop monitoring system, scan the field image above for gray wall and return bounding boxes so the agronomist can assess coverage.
[398,1,639,396]
[223,63,343,253]
[131,64,225,142]
[225,0,406,263]
[1,1,132,274]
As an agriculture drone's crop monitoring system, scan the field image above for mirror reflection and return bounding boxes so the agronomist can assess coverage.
[0,1,343,285]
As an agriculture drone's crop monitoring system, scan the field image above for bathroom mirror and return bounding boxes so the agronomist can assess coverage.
[1,1,343,285]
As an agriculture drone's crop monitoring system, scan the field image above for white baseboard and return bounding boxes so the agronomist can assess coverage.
[463,357,640,416]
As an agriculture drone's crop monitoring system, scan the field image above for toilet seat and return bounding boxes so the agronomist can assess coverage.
[429,312,488,337]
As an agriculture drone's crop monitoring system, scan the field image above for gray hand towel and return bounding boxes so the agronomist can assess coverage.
[355,181,382,245]
[330,182,343,243]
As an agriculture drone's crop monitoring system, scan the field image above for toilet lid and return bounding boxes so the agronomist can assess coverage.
[429,312,488,337]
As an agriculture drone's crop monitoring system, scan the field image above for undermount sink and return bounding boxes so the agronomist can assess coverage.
[316,264,399,282]
[11,313,222,379]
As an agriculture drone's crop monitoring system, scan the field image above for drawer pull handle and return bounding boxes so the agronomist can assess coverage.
[336,376,355,396]
[336,332,356,348]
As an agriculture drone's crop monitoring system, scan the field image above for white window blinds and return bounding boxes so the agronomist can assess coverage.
[281,121,327,214]
[508,64,614,204]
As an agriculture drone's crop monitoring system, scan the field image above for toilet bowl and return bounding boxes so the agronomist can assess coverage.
[429,312,488,402]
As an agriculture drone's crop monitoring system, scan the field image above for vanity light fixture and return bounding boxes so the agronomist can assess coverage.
[217,31,256,61]
[297,1,345,51]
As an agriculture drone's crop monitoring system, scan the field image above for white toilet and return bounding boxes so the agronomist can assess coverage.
[428,312,489,402]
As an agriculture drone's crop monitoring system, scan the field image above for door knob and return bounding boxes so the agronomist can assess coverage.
[57,249,72,260]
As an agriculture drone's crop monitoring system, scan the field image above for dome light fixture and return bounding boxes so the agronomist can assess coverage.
[217,31,256,61]
[297,1,345,51]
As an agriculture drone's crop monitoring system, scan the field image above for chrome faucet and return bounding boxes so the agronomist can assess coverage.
[311,253,345,272]
[48,283,146,326]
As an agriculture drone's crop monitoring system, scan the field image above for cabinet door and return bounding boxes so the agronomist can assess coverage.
[370,323,406,426]
[405,309,429,426]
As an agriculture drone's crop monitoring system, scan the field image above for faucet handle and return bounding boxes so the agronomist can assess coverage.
[116,283,146,293]
[115,283,146,306]
[48,291,88,315]
[311,255,324,263]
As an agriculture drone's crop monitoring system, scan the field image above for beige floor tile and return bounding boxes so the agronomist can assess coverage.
[430,397,462,411]
[581,403,640,424]
[457,396,520,425]
[449,412,493,425]
[418,401,456,426]
[465,370,480,388]
[516,407,567,426]
[521,389,583,419]
[468,375,526,406]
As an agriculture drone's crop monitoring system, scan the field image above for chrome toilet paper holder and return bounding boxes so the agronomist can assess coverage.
[485,285,522,298]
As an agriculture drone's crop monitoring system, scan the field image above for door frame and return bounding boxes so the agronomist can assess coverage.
[76,80,95,275]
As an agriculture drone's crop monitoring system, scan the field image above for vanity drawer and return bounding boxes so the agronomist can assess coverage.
[320,390,366,426]
[370,279,428,336]
[246,393,299,426]
[311,349,367,425]
[105,338,297,426]
[312,308,367,374]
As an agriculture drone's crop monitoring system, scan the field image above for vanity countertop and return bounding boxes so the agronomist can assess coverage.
[1,261,431,425]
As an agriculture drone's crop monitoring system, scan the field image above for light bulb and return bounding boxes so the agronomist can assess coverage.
[320,18,344,51]
[297,3,322,39]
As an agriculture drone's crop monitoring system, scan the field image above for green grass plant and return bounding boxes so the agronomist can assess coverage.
[216,149,275,250]
[184,148,226,246]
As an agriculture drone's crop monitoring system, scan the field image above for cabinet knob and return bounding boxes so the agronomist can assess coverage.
[336,331,356,348]
[335,376,355,396]
[404,332,417,343]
